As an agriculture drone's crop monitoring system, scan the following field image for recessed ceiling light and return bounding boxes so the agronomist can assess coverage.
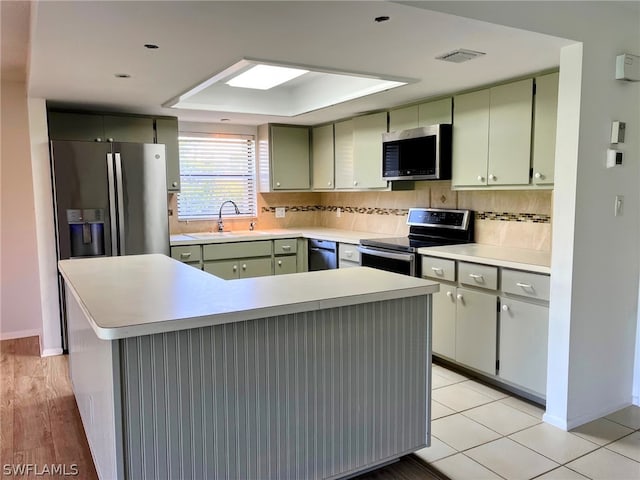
[374,16,390,23]
[226,64,309,90]
[144,44,159,49]
[114,73,131,78]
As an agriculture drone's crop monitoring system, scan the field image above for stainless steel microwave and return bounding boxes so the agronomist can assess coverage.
[382,124,452,181]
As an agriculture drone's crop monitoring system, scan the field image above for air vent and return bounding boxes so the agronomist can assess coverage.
[436,49,486,63]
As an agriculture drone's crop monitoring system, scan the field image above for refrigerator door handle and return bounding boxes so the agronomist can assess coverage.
[106,153,118,255]
[115,152,126,255]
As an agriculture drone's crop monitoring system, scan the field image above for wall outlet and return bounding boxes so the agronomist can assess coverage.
[337,208,342,218]
[275,207,285,218]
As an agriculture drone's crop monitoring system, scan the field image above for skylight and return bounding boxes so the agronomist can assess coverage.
[164,58,414,117]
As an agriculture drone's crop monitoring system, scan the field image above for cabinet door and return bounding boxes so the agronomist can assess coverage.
[270,125,310,190]
[487,79,533,186]
[311,124,335,190]
[156,117,181,191]
[334,119,355,189]
[274,255,297,275]
[352,112,388,189]
[532,72,559,186]
[432,286,457,360]
[455,288,497,375]
[499,299,549,396]
[103,115,155,143]
[204,260,240,279]
[389,105,418,132]
[418,98,452,126]
[48,111,105,141]
[452,89,490,187]
[239,257,273,278]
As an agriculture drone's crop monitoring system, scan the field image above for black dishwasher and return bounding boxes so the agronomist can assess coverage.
[308,238,337,270]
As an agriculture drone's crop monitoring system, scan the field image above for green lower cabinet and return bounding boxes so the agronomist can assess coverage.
[204,257,273,279]
[274,255,297,275]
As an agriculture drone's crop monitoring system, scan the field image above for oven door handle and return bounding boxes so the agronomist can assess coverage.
[358,246,415,263]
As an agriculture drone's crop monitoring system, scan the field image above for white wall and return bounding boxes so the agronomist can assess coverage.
[28,98,62,356]
[0,80,43,340]
[417,1,640,427]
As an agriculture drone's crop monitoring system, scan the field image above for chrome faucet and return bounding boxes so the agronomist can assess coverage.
[217,200,240,232]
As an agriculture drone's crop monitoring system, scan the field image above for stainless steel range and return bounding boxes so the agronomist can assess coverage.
[359,208,474,277]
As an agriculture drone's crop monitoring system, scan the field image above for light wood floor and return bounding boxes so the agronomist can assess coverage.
[0,336,445,480]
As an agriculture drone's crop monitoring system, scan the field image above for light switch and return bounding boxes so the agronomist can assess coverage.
[275,207,285,218]
[615,195,624,216]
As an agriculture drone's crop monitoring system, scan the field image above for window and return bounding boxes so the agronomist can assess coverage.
[177,133,256,220]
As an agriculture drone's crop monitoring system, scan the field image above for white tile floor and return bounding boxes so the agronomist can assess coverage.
[415,364,640,480]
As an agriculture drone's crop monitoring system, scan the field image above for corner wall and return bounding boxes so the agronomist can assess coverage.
[0,80,43,340]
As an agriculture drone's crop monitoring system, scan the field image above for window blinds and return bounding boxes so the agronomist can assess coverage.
[177,133,256,220]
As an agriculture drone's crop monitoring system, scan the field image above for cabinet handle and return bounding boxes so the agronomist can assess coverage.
[456,293,464,303]
[477,175,485,182]
[107,137,114,142]
[281,245,292,251]
[276,182,281,187]
[516,282,533,289]
[431,267,444,274]
[469,273,484,281]
[502,304,510,312]
[277,260,282,266]
[489,174,496,181]
[232,265,237,271]
[242,264,247,270]
[353,181,358,186]
[180,252,192,259]
[172,181,178,187]
[446,291,453,298]
[94,138,102,142]
[534,172,543,180]
[328,181,332,186]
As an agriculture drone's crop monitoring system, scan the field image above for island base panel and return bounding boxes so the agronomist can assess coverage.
[119,297,431,480]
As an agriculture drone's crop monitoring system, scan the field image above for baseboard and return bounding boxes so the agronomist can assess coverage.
[0,329,41,341]
[41,348,64,357]
[544,399,633,430]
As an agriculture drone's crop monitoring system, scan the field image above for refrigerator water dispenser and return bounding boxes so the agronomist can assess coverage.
[67,209,105,257]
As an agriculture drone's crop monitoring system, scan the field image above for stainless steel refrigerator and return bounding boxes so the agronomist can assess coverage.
[51,140,170,349]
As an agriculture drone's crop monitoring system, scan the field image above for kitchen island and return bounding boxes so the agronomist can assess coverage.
[59,254,439,480]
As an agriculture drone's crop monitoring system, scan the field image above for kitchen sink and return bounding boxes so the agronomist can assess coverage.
[186,231,270,240]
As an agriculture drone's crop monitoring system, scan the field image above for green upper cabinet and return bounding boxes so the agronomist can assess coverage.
[352,112,388,189]
[388,105,419,132]
[48,112,106,142]
[311,124,335,190]
[418,98,453,126]
[532,72,559,186]
[389,98,452,132]
[334,119,355,189]
[257,124,310,191]
[103,115,154,143]
[155,117,181,192]
[452,79,533,188]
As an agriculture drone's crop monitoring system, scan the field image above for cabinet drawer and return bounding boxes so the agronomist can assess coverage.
[339,243,360,263]
[274,255,297,275]
[501,269,550,302]
[203,241,272,260]
[274,239,297,255]
[422,256,455,282]
[171,245,202,263]
[459,262,498,290]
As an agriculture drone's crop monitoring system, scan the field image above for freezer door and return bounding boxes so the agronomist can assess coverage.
[51,141,115,259]
[113,143,169,256]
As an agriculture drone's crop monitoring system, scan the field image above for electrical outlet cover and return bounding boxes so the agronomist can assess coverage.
[275,207,285,218]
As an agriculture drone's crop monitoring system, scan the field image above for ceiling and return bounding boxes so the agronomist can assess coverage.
[18,1,576,126]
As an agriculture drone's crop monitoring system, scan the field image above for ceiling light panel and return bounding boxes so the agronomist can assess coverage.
[226,64,308,90]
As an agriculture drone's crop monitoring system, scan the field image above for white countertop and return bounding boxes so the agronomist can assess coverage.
[170,227,396,246]
[418,244,551,274]
[59,254,439,341]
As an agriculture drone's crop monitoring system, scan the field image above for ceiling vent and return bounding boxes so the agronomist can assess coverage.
[436,49,486,63]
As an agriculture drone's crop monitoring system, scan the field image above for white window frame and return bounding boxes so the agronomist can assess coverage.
[177,132,256,221]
